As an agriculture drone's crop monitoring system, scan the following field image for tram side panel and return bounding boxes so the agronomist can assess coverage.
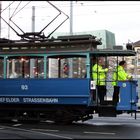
[117,80,139,111]
[0,79,92,106]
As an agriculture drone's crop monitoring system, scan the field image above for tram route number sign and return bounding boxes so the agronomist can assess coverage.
[21,85,28,90]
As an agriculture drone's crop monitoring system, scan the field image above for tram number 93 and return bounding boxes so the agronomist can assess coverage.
[21,85,28,90]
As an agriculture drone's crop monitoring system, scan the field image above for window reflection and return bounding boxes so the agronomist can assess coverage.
[47,57,86,78]
[7,57,44,79]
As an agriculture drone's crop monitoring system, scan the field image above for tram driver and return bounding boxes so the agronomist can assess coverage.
[92,57,109,105]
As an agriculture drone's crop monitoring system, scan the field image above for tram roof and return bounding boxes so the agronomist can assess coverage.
[90,49,136,56]
[0,35,136,57]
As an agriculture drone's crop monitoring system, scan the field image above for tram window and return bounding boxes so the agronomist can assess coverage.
[29,58,44,78]
[0,58,4,78]
[47,56,86,78]
[7,59,19,78]
[6,57,44,79]
[48,58,59,78]
[73,57,86,78]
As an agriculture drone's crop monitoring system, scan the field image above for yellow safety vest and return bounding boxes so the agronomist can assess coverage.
[92,64,108,86]
[112,65,132,86]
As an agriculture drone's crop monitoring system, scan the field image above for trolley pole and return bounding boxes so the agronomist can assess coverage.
[69,1,73,78]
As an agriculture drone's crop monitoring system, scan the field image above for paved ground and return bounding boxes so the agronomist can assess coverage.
[0,113,140,139]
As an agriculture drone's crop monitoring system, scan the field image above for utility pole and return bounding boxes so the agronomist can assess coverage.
[69,1,73,78]
[30,6,35,78]
[70,1,73,35]
[0,1,1,38]
[32,6,35,32]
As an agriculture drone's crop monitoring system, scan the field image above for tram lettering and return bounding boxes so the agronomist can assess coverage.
[0,98,5,102]
[5,98,20,103]
[0,97,20,103]
[23,97,58,103]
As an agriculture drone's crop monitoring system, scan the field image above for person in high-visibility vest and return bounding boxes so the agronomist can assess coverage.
[92,57,109,104]
[112,60,132,105]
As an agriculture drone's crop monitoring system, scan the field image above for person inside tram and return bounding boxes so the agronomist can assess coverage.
[92,57,109,105]
[112,60,133,105]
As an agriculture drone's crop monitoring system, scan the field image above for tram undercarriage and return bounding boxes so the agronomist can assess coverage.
[0,99,137,124]
[0,104,95,124]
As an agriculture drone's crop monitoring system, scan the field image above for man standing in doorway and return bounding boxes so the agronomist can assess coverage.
[92,57,109,105]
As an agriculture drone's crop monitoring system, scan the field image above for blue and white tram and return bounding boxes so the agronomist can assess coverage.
[0,35,138,124]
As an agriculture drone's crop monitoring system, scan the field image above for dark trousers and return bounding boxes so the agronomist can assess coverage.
[97,85,106,105]
[113,86,120,105]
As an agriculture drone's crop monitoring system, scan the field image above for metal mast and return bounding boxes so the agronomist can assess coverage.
[0,1,1,38]
[69,1,73,78]
[30,6,35,78]
[70,1,73,35]
[32,6,35,33]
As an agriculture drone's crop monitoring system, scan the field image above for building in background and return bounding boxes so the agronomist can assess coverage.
[75,30,116,49]
[52,29,116,49]
[122,40,140,78]
[133,40,140,76]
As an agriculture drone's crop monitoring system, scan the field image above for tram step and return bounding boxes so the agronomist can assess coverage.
[98,106,116,117]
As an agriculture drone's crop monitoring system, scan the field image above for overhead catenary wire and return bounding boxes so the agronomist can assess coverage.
[2,1,140,18]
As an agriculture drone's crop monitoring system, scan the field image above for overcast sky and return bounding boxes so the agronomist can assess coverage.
[1,1,140,45]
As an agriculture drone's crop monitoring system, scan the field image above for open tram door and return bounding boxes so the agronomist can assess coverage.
[90,49,139,118]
